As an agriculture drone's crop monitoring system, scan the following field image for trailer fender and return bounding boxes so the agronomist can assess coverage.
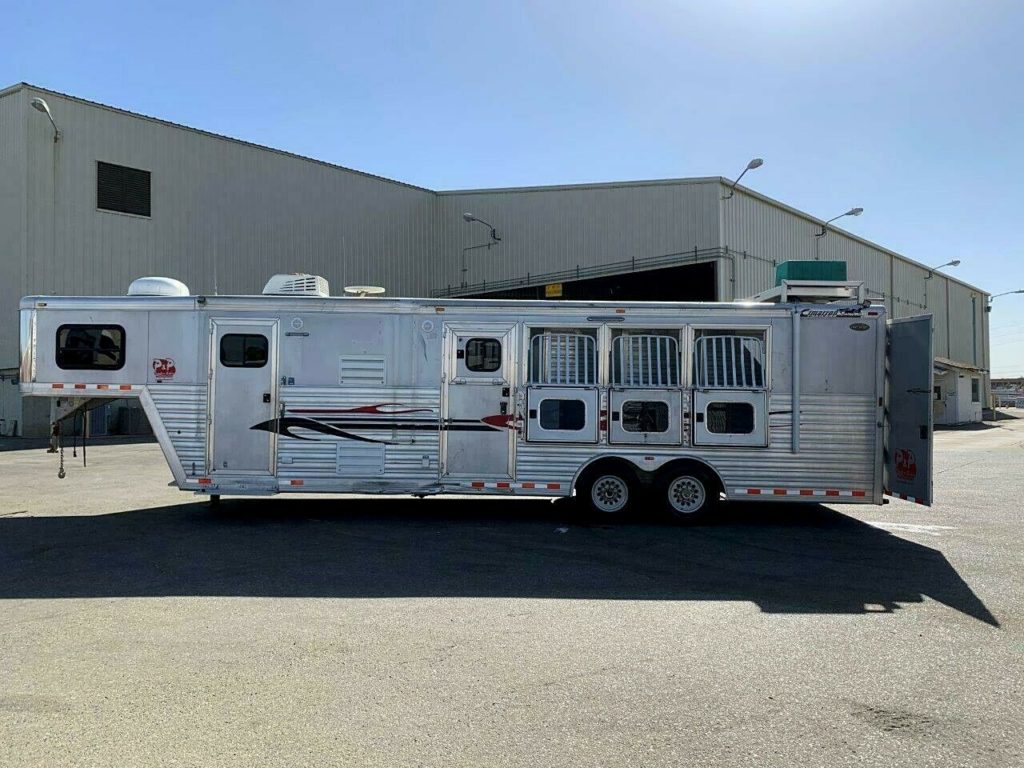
[571,455,725,497]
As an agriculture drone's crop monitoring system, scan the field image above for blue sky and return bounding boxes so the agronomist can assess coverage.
[4,0,1023,375]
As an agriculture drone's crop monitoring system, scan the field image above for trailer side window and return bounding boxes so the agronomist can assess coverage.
[529,332,597,385]
[220,334,268,368]
[464,338,501,373]
[539,399,586,431]
[611,334,678,387]
[693,333,765,389]
[56,325,125,370]
[621,401,669,432]
[706,402,755,434]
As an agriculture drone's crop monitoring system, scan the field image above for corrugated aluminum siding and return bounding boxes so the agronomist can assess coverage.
[0,90,27,369]
[19,87,439,369]
[433,180,721,294]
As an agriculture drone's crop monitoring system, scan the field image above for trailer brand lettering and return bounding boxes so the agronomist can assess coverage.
[800,307,863,318]
[152,358,176,379]
[18,271,934,509]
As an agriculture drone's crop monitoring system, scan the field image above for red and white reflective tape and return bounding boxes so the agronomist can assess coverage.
[50,383,137,392]
[734,487,868,498]
[464,481,562,491]
[884,489,928,506]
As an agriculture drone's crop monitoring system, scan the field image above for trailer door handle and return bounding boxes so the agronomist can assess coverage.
[500,402,508,415]
[695,413,705,423]
[262,393,271,403]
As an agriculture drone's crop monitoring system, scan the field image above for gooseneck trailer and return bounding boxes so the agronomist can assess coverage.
[19,274,933,519]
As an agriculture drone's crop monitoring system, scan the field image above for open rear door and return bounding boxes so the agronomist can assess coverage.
[884,315,934,505]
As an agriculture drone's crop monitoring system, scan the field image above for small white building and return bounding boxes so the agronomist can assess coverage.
[933,359,985,425]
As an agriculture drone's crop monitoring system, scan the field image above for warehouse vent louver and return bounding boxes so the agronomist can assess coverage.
[97,161,151,217]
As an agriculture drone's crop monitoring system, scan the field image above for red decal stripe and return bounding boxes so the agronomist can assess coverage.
[852,490,867,498]
[747,488,761,495]
[471,481,485,489]
[496,482,510,489]
[521,482,535,489]
[799,489,814,496]
[773,488,787,495]
[546,483,560,490]
[825,490,840,497]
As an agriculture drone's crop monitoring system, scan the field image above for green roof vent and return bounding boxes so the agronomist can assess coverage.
[775,260,847,286]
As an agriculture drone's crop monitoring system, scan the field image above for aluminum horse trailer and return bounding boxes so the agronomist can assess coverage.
[18,274,934,520]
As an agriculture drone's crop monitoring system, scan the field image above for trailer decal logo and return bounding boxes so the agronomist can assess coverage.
[894,448,917,482]
[800,307,863,318]
[251,403,515,444]
[152,358,176,379]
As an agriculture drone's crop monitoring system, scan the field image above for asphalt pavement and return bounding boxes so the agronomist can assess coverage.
[1,416,1022,767]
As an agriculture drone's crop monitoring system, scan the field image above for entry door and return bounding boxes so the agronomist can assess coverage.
[209,320,278,476]
[884,316,933,505]
[442,327,514,478]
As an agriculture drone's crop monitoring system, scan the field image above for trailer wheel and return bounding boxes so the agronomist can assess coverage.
[209,494,221,506]
[657,467,716,523]
[578,466,637,518]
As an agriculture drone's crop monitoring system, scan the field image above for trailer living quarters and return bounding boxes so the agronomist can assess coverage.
[19,275,934,519]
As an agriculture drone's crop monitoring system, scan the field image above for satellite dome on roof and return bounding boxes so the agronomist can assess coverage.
[262,274,330,297]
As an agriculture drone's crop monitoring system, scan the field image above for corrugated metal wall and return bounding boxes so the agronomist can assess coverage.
[0,90,26,371]
[433,180,721,295]
[18,86,438,365]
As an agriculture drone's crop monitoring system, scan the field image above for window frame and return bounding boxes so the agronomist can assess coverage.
[55,324,126,371]
[971,377,980,403]
[527,328,599,386]
[690,326,770,390]
[705,401,756,435]
[620,399,671,433]
[219,333,270,369]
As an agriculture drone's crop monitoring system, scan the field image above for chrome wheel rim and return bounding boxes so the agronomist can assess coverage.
[668,476,705,514]
[591,474,629,514]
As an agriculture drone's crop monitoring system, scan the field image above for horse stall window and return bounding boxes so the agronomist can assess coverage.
[621,400,670,432]
[611,331,679,387]
[529,330,597,385]
[539,398,587,431]
[693,330,766,389]
[56,325,126,370]
[706,401,755,434]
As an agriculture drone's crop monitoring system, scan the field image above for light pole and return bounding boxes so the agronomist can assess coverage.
[721,158,764,200]
[460,212,501,288]
[815,207,863,238]
[923,258,960,308]
[30,97,61,142]
[814,206,863,260]
[986,289,1024,312]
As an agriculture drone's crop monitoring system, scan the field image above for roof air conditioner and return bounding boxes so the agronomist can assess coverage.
[262,273,330,297]
[127,277,190,297]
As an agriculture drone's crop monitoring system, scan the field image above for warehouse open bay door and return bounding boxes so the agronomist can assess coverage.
[884,316,933,506]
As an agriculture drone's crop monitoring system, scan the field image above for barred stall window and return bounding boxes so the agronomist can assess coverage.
[693,334,765,389]
[529,333,597,385]
[611,334,678,387]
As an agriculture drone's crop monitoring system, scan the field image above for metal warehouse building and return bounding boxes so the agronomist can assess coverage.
[0,83,990,436]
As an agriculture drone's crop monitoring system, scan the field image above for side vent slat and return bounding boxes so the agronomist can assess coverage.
[339,356,386,386]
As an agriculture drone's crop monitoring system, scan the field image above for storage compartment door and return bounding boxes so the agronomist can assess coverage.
[526,387,599,443]
[884,316,933,505]
[692,390,768,447]
[608,389,682,445]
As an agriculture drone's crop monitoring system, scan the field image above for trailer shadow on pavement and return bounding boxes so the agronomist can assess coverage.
[0,498,997,626]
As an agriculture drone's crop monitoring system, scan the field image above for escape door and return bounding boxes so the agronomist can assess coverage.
[208,319,278,476]
[441,327,514,479]
[884,315,933,505]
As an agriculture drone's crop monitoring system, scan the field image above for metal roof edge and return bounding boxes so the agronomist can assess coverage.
[726,182,989,297]
[0,82,28,99]
[437,177,723,196]
[8,82,436,195]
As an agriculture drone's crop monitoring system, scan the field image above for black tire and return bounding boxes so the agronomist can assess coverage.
[209,494,221,506]
[577,465,638,519]
[656,467,717,523]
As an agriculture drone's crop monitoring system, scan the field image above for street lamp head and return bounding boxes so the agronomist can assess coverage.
[747,158,764,170]
[462,212,476,223]
[847,207,864,217]
[949,259,961,267]
[30,97,51,116]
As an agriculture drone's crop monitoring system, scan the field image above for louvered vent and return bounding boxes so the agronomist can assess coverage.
[97,161,151,217]
[261,274,330,297]
[339,356,386,385]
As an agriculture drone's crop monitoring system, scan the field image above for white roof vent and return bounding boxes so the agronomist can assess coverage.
[262,273,330,297]
[127,276,190,297]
